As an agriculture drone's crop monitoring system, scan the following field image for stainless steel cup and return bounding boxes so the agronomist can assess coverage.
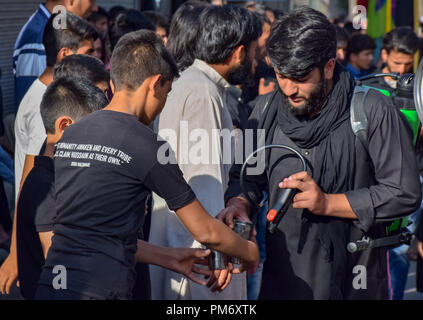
[230,219,254,265]
[209,250,228,270]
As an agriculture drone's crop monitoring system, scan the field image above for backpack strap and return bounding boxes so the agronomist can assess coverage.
[350,85,409,236]
[350,85,371,152]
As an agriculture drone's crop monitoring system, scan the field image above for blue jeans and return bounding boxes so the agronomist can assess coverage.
[389,200,422,300]
[247,199,267,300]
[389,244,410,300]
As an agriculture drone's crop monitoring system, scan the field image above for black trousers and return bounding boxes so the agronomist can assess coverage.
[35,285,98,300]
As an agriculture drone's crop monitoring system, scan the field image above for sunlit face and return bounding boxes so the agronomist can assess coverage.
[276,68,324,115]
[156,27,168,46]
[92,38,103,60]
[248,40,258,75]
[68,0,98,19]
[95,17,108,37]
[275,59,335,117]
[336,42,348,64]
[266,9,275,24]
[383,49,415,75]
[95,81,109,97]
[351,49,374,71]
[76,39,94,56]
[257,22,271,61]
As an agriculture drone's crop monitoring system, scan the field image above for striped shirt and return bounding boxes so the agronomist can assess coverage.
[11,4,50,115]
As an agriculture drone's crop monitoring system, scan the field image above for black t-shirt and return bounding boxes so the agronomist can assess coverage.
[16,156,55,300]
[38,110,196,299]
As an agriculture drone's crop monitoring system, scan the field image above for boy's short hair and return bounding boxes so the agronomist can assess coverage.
[109,9,155,50]
[43,12,98,67]
[347,34,375,59]
[108,6,126,23]
[382,26,419,55]
[40,78,108,134]
[87,6,109,23]
[53,54,110,85]
[110,29,178,92]
[142,11,170,32]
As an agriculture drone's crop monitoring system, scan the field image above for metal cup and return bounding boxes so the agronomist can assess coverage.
[209,250,228,270]
[230,219,254,265]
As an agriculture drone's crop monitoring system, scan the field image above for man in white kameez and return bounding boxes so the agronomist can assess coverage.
[149,5,260,300]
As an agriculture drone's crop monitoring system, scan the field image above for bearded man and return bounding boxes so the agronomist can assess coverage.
[218,7,422,300]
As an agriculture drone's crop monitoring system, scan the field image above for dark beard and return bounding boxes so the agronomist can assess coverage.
[226,55,253,85]
[282,76,327,118]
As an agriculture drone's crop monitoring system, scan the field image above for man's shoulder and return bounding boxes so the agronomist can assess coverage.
[363,86,395,111]
[175,65,221,96]
[359,87,401,128]
[14,7,49,50]
[16,80,46,117]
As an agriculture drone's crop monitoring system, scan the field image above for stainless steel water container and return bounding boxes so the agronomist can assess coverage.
[230,219,254,265]
[209,250,228,270]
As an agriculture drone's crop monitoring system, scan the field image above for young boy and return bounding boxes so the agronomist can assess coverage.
[0,13,98,296]
[35,30,259,300]
[345,33,376,79]
[16,78,108,300]
[53,54,110,96]
[17,77,211,300]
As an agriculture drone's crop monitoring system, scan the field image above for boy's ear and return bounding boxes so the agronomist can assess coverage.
[149,74,163,97]
[265,55,272,67]
[109,79,115,95]
[380,49,389,63]
[55,116,74,135]
[349,52,357,64]
[57,47,74,63]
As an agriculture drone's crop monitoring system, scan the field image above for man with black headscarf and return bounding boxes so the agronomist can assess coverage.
[218,7,422,300]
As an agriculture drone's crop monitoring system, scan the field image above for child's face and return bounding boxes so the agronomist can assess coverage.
[351,49,374,71]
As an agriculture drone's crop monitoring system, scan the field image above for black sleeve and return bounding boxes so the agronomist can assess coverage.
[225,95,269,208]
[144,162,196,211]
[345,90,422,230]
[34,191,56,232]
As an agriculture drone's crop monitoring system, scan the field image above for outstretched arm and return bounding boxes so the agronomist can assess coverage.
[175,199,259,272]
[135,240,211,286]
[0,155,35,294]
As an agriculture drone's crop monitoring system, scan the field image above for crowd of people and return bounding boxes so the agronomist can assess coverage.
[0,0,422,300]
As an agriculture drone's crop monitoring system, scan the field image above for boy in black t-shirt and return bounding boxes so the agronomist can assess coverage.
[36,30,259,300]
[16,78,109,300]
[16,54,111,300]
